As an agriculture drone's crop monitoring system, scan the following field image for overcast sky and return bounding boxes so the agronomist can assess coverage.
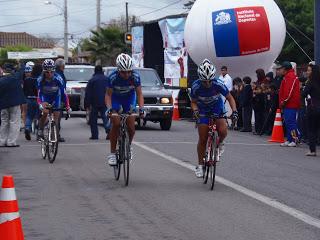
[0,0,187,43]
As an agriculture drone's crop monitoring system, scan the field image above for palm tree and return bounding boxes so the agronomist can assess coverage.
[82,27,130,65]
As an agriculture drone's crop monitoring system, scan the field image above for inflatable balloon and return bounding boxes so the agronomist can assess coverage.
[184,0,286,80]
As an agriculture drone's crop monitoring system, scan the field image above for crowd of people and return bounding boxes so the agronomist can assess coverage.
[220,62,320,156]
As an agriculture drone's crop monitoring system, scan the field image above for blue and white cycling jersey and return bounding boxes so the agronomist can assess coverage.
[37,73,69,109]
[191,78,229,117]
[107,70,141,112]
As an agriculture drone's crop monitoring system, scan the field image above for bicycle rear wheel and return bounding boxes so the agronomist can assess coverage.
[122,130,130,186]
[113,145,121,180]
[47,121,59,163]
[209,133,218,190]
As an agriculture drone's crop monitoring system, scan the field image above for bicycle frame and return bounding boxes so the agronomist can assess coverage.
[206,118,219,165]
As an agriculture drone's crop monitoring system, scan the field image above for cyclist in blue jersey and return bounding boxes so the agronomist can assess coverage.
[191,59,238,178]
[105,53,145,166]
[37,59,71,139]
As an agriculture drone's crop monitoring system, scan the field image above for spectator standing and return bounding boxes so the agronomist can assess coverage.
[279,61,300,147]
[55,58,67,142]
[266,72,274,85]
[231,77,243,130]
[0,66,26,147]
[302,64,320,156]
[256,69,268,85]
[239,76,253,132]
[84,66,110,140]
[297,77,308,142]
[252,85,265,134]
[264,85,279,135]
[273,64,284,90]
[219,66,233,91]
[23,65,38,140]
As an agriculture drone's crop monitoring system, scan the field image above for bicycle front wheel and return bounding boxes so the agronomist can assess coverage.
[113,149,121,181]
[209,133,218,190]
[47,121,59,163]
[122,130,130,186]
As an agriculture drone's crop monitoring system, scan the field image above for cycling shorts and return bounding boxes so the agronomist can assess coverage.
[112,94,136,113]
[41,95,62,109]
[198,108,225,125]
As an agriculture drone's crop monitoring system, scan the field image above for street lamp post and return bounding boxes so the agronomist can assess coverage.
[45,0,68,63]
[315,0,320,65]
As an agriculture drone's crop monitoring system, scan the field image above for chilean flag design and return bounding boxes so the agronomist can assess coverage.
[212,6,270,57]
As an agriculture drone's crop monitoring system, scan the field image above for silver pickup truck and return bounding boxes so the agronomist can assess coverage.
[81,67,174,130]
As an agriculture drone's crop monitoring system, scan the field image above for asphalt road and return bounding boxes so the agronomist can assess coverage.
[0,116,320,240]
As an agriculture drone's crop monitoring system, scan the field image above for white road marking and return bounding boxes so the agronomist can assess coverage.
[134,141,320,229]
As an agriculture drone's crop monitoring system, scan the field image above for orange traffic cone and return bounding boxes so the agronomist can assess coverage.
[172,98,180,121]
[0,176,24,240]
[268,109,285,143]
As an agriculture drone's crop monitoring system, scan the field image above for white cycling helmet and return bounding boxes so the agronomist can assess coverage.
[26,61,35,67]
[197,59,216,81]
[116,53,133,71]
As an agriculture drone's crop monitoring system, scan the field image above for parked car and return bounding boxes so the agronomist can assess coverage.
[80,67,174,130]
[64,65,94,111]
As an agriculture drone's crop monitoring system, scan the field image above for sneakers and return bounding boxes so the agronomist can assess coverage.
[107,153,117,166]
[306,151,317,157]
[280,141,289,147]
[195,165,204,178]
[288,142,297,147]
[280,141,296,147]
[25,129,31,141]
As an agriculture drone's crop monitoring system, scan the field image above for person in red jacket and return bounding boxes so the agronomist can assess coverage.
[279,61,301,147]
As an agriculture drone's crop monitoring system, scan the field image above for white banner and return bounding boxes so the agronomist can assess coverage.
[132,26,144,67]
[7,50,58,59]
[164,48,188,79]
[159,18,186,49]
[132,53,144,68]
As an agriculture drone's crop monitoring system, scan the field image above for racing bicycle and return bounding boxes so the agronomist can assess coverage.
[39,104,69,163]
[112,112,139,186]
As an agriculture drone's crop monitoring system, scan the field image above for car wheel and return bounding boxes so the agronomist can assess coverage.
[160,118,172,130]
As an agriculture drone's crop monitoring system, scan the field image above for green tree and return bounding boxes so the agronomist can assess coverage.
[80,26,130,65]
[275,0,314,63]
[0,45,32,65]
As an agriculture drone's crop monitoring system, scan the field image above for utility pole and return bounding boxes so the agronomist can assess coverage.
[64,0,68,63]
[126,2,129,32]
[315,0,320,64]
[97,0,101,30]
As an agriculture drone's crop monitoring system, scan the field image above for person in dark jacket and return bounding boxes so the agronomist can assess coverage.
[0,68,26,147]
[231,77,243,130]
[264,84,279,135]
[239,76,253,132]
[55,58,67,142]
[302,64,320,156]
[252,85,265,134]
[23,65,39,140]
[84,65,110,140]
[55,58,67,89]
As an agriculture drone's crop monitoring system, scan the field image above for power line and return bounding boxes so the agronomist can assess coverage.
[137,0,183,17]
[286,30,313,61]
[285,19,314,44]
[0,13,62,28]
